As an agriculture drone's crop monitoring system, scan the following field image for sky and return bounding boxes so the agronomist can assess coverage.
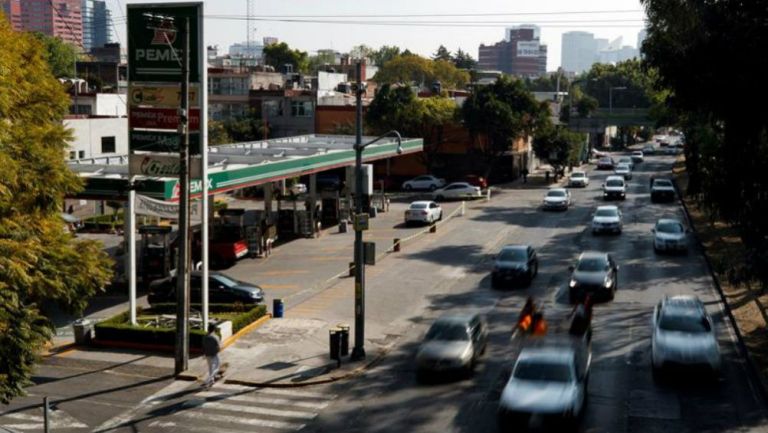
[112,0,647,72]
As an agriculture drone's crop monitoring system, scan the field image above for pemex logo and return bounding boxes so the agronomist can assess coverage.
[151,19,177,45]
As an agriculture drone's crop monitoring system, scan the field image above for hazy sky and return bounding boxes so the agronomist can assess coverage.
[114,0,646,71]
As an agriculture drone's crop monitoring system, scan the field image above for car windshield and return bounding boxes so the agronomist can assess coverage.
[577,257,608,272]
[514,360,573,382]
[499,248,527,262]
[619,157,631,163]
[547,190,566,197]
[595,209,618,217]
[659,313,709,333]
[212,275,239,287]
[571,172,585,178]
[425,322,469,341]
[616,165,629,171]
[654,180,673,188]
[410,203,427,210]
[657,222,683,233]
[606,179,624,187]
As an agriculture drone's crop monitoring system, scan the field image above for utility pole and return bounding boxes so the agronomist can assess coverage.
[351,61,366,361]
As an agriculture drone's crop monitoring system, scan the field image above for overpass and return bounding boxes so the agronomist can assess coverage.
[566,108,655,133]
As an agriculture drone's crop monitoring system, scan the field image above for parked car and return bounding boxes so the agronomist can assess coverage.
[405,201,442,225]
[568,251,619,303]
[597,157,615,170]
[602,176,627,200]
[614,163,633,180]
[462,174,488,189]
[650,178,676,203]
[432,182,482,201]
[492,245,538,288]
[568,170,589,188]
[652,218,689,253]
[591,205,623,235]
[652,295,721,378]
[148,271,265,305]
[498,341,591,428]
[402,175,446,191]
[642,144,656,155]
[617,156,634,170]
[631,150,644,163]
[416,313,488,378]
[542,188,572,211]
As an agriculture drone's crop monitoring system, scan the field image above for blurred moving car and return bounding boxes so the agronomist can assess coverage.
[597,157,615,170]
[642,144,656,155]
[568,170,589,188]
[617,156,634,170]
[651,178,676,203]
[631,151,644,163]
[405,201,442,225]
[602,176,627,200]
[568,252,619,303]
[652,295,721,378]
[492,245,538,288]
[614,163,633,180]
[652,218,689,253]
[498,341,591,428]
[591,205,623,235]
[542,188,572,211]
[148,271,265,305]
[463,174,488,189]
[402,175,446,191]
[416,313,488,378]
[432,182,482,200]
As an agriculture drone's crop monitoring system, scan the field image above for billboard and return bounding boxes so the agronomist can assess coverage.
[517,41,541,58]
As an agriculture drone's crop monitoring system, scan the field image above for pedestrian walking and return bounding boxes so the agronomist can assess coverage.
[522,167,529,183]
[203,323,221,388]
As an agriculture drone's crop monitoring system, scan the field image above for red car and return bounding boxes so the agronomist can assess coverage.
[463,175,488,189]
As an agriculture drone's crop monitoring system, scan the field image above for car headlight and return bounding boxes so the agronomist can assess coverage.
[569,279,578,288]
[604,277,613,288]
[252,291,263,298]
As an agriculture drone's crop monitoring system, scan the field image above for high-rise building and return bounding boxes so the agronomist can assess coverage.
[20,0,83,46]
[1,0,22,31]
[561,31,598,75]
[478,25,547,78]
[82,0,112,51]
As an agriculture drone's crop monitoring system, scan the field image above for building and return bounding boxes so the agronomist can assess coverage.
[250,89,315,138]
[561,31,598,75]
[229,41,264,59]
[20,0,83,46]
[478,25,547,78]
[65,116,127,160]
[637,29,648,53]
[263,36,278,46]
[81,0,112,51]
[208,68,284,121]
[597,38,639,64]
[1,0,21,31]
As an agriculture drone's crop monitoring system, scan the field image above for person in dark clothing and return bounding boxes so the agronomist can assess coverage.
[522,168,529,183]
[518,297,536,332]
[203,323,221,388]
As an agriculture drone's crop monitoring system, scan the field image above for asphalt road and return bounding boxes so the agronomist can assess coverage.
[305,151,768,433]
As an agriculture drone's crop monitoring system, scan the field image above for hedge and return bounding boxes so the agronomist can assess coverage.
[94,304,267,349]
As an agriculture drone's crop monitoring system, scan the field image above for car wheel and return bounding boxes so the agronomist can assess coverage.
[569,290,578,304]
[438,211,443,221]
[404,184,412,191]
[429,184,437,191]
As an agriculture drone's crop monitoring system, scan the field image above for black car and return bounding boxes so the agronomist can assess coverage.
[568,252,618,303]
[650,178,676,203]
[492,245,538,288]
[148,271,265,305]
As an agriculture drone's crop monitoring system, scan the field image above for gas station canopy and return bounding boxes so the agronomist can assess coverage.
[68,134,423,201]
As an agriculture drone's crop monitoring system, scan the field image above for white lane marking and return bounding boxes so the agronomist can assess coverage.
[199,400,316,420]
[149,419,270,433]
[196,391,330,410]
[3,409,87,429]
[213,383,336,399]
[92,379,190,432]
[177,410,304,430]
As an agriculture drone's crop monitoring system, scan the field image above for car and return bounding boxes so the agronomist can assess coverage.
[498,341,591,428]
[652,295,721,378]
[568,170,589,188]
[597,156,615,170]
[631,150,644,163]
[652,218,689,253]
[617,156,634,170]
[650,178,676,202]
[568,252,619,303]
[642,144,656,155]
[602,176,626,200]
[542,188,572,211]
[416,313,488,378]
[402,175,446,191]
[614,163,632,180]
[148,271,265,305]
[404,200,442,225]
[463,174,488,189]
[289,183,307,195]
[432,182,482,201]
[591,205,623,235]
[492,245,538,288]
[662,145,682,155]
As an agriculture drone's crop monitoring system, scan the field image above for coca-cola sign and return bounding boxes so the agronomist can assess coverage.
[129,154,202,178]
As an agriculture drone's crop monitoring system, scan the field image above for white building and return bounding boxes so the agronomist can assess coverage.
[561,31,598,75]
[229,41,264,59]
[64,117,127,160]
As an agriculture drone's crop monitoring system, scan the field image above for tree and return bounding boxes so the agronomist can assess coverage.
[349,44,375,61]
[373,55,470,89]
[453,49,477,70]
[432,45,452,62]
[307,51,337,73]
[30,32,78,78]
[533,126,586,177]
[0,20,113,403]
[371,45,401,66]
[262,42,309,73]
[208,120,233,145]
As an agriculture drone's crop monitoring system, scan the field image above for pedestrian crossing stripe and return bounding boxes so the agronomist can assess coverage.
[199,400,317,420]
[176,410,305,430]
[148,420,270,433]
[212,383,337,399]
[196,391,330,410]
[2,410,87,430]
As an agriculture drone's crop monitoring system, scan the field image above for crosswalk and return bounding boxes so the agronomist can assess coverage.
[141,383,337,433]
[0,407,87,430]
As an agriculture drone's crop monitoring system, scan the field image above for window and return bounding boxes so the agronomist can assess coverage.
[69,151,76,160]
[78,150,85,159]
[101,136,116,153]
[291,100,314,117]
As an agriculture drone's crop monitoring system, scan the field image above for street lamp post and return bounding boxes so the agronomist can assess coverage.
[350,62,402,361]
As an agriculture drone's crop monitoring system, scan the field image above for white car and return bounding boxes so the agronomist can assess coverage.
[631,150,644,163]
[592,205,623,235]
[602,176,626,200]
[614,163,632,180]
[652,295,721,378]
[617,156,634,170]
[542,188,572,211]
[652,218,688,253]
[432,182,482,201]
[402,175,446,191]
[404,201,442,225]
[498,342,591,427]
[568,171,589,188]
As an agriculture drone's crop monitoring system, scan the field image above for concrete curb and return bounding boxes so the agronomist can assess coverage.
[42,341,78,357]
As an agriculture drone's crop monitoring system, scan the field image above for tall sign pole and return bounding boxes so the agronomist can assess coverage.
[350,61,366,361]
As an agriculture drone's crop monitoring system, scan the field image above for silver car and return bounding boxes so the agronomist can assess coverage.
[416,314,488,378]
[498,341,591,428]
[652,218,688,253]
[652,295,721,377]
[591,205,623,235]
[542,188,571,211]
[614,163,632,180]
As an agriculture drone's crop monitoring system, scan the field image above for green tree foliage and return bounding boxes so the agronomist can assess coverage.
[208,120,233,145]
[452,49,477,70]
[0,21,113,403]
[533,126,586,176]
[349,44,375,61]
[373,55,470,89]
[432,45,452,62]
[262,42,309,73]
[30,32,78,78]
[307,51,337,73]
[371,45,402,66]
[524,74,570,92]
[580,60,655,109]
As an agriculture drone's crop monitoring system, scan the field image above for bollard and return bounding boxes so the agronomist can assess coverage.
[43,397,50,433]
[336,323,350,356]
[460,201,466,216]
[348,262,355,277]
[430,224,437,233]
[393,238,401,252]
[486,188,492,201]
[329,328,342,367]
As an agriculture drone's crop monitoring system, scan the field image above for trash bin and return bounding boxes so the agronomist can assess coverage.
[337,323,350,356]
[329,328,342,361]
[369,207,378,218]
[72,319,93,345]
[273,298,284,318]
[339,220,348,233]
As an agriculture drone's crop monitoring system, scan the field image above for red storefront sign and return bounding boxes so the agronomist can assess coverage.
[130,107,200,130]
